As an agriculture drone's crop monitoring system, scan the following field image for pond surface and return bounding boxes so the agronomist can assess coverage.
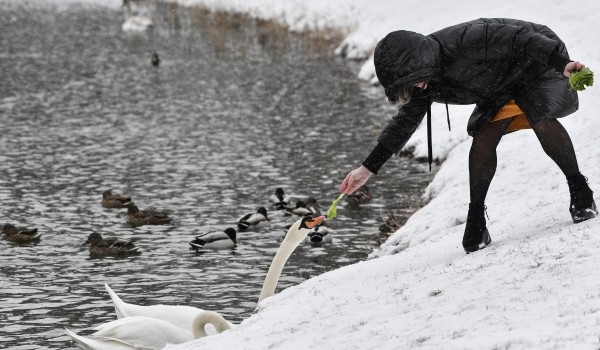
[0,1,434,349]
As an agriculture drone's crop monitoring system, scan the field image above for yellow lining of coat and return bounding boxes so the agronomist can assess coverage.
[490,100,531,132]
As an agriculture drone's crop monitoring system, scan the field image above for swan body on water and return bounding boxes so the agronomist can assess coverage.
[65,311,230,350]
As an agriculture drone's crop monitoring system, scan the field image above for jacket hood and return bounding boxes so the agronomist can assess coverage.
[374,30,440,101]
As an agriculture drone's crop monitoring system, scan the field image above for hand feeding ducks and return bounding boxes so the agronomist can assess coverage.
[64,310,231,350]
[1,223,41,244]
[101,190,133,209]
[190,228,237,250]
[269,187,291,210]
[83,233,140,256]
[124,204,172,227]
[66,215,325,349]
[237,206,270,231]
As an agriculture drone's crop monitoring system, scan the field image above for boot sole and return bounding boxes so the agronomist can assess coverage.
[463,228,492,254]
[571,202,598,223]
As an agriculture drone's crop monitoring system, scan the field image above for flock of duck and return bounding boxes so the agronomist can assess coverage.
[0,186,374,254]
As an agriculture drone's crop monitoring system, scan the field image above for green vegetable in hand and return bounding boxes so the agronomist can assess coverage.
[569,67,594,91]
[326,194,345,219]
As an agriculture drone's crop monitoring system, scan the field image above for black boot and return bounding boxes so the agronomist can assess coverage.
[462,203,492,253]
[567,173,598,223]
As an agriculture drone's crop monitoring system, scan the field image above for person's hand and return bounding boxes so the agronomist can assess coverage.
[339,165,373,195]
[563,61,585,77]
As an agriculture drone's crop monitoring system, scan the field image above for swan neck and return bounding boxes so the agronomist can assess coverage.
[257,228,305,303]
[192,311,231,339]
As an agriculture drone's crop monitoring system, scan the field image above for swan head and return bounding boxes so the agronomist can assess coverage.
[287,215,325,240]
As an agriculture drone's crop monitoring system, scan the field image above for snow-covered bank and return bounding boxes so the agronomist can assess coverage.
[161,0,600,349]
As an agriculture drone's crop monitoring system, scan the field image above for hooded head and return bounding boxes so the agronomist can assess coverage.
[374,30,440,102]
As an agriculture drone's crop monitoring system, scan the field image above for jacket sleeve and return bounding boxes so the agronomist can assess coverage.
[361,92,430,174]
[451,22,568,71]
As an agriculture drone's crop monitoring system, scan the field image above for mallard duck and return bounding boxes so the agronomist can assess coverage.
[1,223,41,243]
[190,228,237,250]
[83,233,140,256]
[101,189,133,208]
[305,197,322,216]
[124,204,172,227]
[346,185,373,208]
[122,0,154,32]
[304,225,332,244]
[285,200,314,216]
[269,187,291,210]
[237,207,269,231]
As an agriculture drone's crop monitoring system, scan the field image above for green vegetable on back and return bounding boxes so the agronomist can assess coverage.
[569,67,594,91]
[326,194,345,219]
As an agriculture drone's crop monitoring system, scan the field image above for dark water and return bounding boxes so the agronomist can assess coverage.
[0,1,434,349]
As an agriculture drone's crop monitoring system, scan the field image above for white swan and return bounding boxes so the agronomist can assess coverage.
[110,215,323,321]
[121,0,153,32]
[64,311,230,350]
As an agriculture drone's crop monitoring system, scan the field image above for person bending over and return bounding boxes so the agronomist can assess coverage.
[339,18,597,254]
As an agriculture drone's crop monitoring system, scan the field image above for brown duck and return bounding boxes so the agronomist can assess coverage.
[1,223,42,243]
[346,185,373,208]
[124,204,172,227]
[83,233,140,256]
[101,190,133,208]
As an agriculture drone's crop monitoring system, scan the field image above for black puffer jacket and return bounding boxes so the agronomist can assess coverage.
[368,18,578,170]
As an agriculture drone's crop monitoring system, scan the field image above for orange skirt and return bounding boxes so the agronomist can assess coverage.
[490,100,531,132]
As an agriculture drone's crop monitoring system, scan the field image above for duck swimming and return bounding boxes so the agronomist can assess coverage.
[124,204,172,227]
[83,233,140,256]
[101,190,133,209]
[269,187,291,210]
[285,200,314,216]
[346,184,373,208]
[1,223,41,244]
[190,228,237,250]
[304,225,332,244]
[237,207,270,231]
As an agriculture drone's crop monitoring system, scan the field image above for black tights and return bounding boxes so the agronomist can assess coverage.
[469,118,580,205]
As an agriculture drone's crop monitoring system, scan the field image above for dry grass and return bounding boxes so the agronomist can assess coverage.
[150,1,347,59]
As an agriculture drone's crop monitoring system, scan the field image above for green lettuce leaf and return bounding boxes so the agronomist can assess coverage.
[569,67,594,91]
[326,194,345,220]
